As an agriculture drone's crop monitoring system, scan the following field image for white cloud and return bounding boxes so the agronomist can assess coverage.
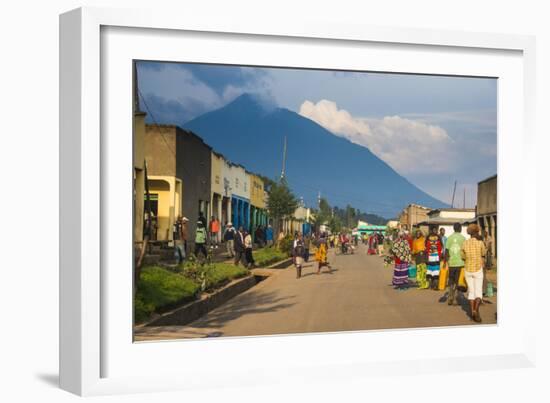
[299,99,455,175]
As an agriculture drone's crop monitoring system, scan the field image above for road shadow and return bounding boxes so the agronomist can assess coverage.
[187,289,297,330]
[300,268,339,278]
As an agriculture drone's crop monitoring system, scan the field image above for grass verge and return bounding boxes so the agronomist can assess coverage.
[253,247,288,267]
[135,262,249,324]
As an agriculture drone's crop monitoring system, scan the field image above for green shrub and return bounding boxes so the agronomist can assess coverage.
[277,235,295,256]
[134,266,200,323]
[134,295,155,323]
[204,263,248,291]
[134,262,250,323]
[253,247,288,266]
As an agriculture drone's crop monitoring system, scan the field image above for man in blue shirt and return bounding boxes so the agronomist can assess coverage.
[265,224,274,247]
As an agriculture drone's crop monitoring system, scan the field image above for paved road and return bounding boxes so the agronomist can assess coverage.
[135,244,497,341]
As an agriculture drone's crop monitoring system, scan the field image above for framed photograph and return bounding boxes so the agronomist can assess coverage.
[60,7,536,396]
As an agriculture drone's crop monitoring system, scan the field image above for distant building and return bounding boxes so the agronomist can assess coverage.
[248,172,268,235]
[229,163,250,231]
[220,156,234,225]
[398,204,431,231]
[477,174,497,258]
[386,220,399,229]
[357,221,387,236]
[418,208,476,237]
[210,151,232,243]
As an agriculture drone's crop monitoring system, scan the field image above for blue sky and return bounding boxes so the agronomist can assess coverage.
[137,61,497,208]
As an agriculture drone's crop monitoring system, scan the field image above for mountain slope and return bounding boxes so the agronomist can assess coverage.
[183,93,448,218]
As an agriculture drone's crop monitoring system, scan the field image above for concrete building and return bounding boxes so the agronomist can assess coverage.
[143,125,184,241]
[398,204,431,231]
[248,172,268,235]
[282,202,311,235]
[175,127,212,243]
[210,151,232,242]
[229,163,250,231]
[133,110,146,243]
[477,174,497,258]
[145,124,211,244]
[386,220,399,229]
[220,157,234,225]
[419,208,476,237]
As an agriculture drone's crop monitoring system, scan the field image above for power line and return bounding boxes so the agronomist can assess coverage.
[138,88,177,158]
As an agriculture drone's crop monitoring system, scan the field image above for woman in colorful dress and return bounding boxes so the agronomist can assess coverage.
[425,226,443,290]
[412,230,429,289]
[367,233,378,255]
[391,231,412,290]
[315,232,331,274]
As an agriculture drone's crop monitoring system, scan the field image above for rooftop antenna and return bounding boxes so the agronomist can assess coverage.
[280,135,287,179]
[451,180,457,208]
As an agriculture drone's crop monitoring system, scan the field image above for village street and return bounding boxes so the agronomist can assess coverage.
[135,244,497,341]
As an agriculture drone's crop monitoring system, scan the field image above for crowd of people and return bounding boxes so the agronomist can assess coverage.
[388,223,492,323]
[171,212,275,269]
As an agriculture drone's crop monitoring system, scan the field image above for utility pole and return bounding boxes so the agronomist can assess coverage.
[451,180,457,208]
[280,135,287,179]
[463,187,466,209]
[317,191,321,207]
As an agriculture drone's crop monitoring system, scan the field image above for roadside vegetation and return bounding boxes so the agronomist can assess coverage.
[253,247,288,266]
[134,244,290,324]
[135,262,248,324]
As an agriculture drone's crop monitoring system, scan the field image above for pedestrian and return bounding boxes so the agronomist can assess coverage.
[425,226,443,290]
[293,233,306,278]
[303,233,311,262]
[194,220,208,260]
[277,230,285,248]
[255,225,265,248]
[181,216,189,255]
[391,231,412,290]
[173,216,186,264]
[233,226,246,266]
[445,222,466,305]
[244,230,255,269]
[315,232,331,274]
[209,215,220,249]
[265,224,274,247]
[439,227,447,250]
[367,233,377,255]
[223,222,236,258]
[461,223,487,322]
[412,229,429,289]
[377,231,385,255]
[198,211,207,228]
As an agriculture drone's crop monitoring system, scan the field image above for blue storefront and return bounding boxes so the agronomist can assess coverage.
[231,195,250,231]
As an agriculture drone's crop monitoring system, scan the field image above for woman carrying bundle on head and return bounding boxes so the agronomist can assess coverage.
[391,231,412,290]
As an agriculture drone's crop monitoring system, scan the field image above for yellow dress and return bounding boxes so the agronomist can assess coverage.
[315,243,328,264]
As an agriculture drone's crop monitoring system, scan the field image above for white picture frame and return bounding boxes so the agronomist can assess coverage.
[60,6,537,396]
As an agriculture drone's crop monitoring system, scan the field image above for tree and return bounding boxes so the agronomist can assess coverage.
[345,204,356,228]
[266,177,299,239]
[312,197,332,231]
